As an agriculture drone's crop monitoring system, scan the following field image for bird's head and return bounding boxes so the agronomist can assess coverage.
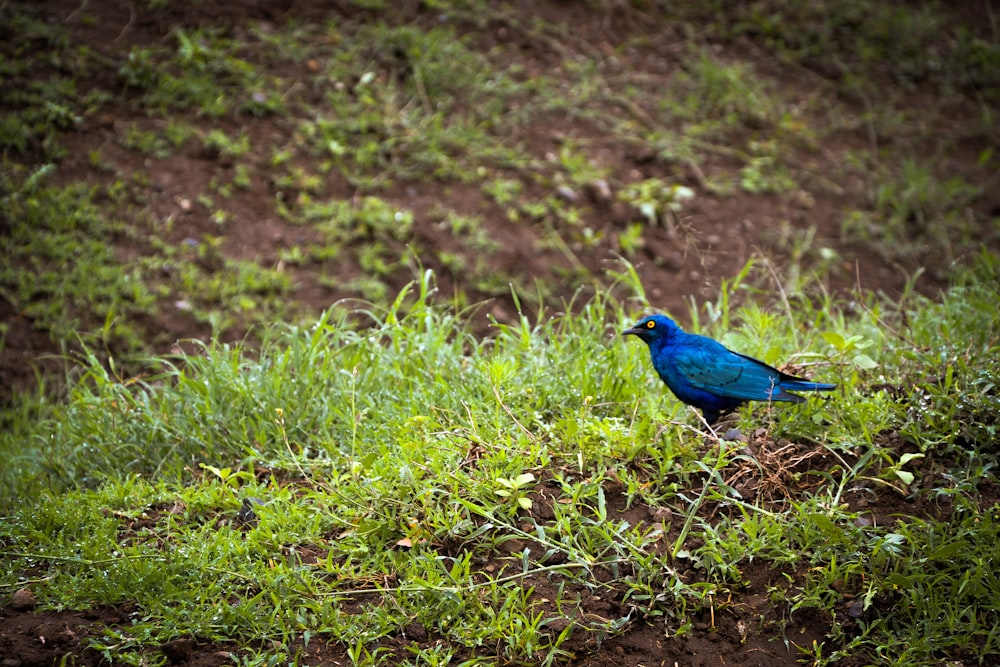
[622,314,680,343]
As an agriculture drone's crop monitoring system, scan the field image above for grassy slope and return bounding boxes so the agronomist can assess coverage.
[2,0,1000,664]
[3,257,1000,665]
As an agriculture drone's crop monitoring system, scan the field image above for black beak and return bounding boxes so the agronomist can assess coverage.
[622,326,641,337]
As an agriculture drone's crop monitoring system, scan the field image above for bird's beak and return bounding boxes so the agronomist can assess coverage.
[622,326,641,337]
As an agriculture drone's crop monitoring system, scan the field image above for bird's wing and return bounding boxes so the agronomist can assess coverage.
[671,341,789,402]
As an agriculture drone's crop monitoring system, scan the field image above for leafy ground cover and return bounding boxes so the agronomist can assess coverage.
[3,261,1000,666]
[1,0,999,665]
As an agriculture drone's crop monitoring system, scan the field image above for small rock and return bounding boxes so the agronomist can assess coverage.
[555,185,578,202]
[10,587,35,611]
[662,252,684,271]
[609,201,632,225]
[585,178,613,204]
[792,189,816,209]
[630,148,657,165]
[177,197,192,212]
[497,538,525,554]
[648,506,672,522]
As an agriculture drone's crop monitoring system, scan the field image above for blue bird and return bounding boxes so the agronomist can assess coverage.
[623,314,835,425]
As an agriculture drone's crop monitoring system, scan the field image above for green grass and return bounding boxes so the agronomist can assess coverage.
[1,3,999,662]
[841,158,987,273]
[0,164,304,359]
[667,0,1000,106]
[0,166,156,351]
[3,257,1000,664]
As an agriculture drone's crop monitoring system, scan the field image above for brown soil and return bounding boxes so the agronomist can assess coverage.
[2,0,998,665]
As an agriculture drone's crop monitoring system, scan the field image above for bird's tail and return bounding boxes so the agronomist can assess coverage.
[780,379,837,393]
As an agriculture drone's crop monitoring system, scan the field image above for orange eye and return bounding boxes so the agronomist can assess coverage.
[646,320,655,329]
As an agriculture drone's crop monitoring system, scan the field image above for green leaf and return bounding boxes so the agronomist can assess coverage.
[513,472,535,487]
[853,353,878,369]
[199,463,227,480]
[821,331,845,350]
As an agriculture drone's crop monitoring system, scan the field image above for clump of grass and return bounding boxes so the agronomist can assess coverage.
[293,21,532,187]
[0,166,156,352]
[119,28,288,118]
[841,159,984,272]
[668,0,1000,103]
[664,49,779,132]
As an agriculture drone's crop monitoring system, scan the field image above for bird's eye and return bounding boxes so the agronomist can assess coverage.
[646,320,655,329]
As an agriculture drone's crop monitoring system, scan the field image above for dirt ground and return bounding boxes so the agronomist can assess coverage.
[4,0,997,403]
[2,0,998,665]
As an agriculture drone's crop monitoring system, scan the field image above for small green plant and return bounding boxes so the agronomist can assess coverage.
[0,168,156,351]
[821,331,878,372]
[494,472,536,510]
[199,463,255,488]
[119,124,174,157]
[616,222,645,257]
[664,49,777,130]
[739,143,797,194]
[483,177,524,207]
[841,159,982,269]
[202,129,251,159]
[619,179,695,226]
